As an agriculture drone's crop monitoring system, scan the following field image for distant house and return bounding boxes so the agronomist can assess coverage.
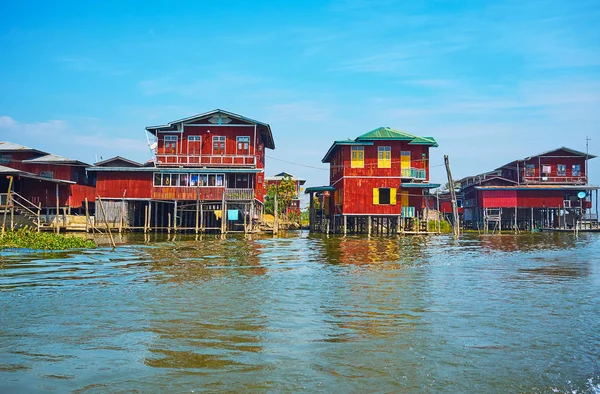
[265,172,306,215]
[457,147,598,230]
[306,127,439,234]
[0,141,96,215]
[87,109,275,232]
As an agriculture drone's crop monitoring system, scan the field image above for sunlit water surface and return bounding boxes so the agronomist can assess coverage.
[1,232,599,393]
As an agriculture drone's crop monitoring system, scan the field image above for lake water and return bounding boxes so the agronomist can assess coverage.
[1,232,599,393]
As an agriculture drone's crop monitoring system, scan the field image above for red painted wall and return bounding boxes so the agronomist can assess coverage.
[69,185,96,208]
[480,190,518,208]
[96,172,153,199]
[516,190,565,208]
[155,125,266,169]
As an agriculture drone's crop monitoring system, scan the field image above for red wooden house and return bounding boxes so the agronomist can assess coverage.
[306,127,439,234]
[0,141,96,219]
[458,147,598,230]
[87,109,275,232]
[265,172,306,215]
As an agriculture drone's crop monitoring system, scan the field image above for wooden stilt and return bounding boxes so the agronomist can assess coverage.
[173,201,178,233]
[144,205,148,234]
[55,184,60,234]
[147,201,152,233]
[37,202,42,232]
[1,176,13,235]
[167,212,171,235]
[367,215,372,236]
[84,198,89,233]
[195,186,200,234]
[97,196,116,248]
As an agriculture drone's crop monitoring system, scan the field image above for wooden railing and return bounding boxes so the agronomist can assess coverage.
[152,187,255,201]
[523,175,587,184]
[155,154,256,167]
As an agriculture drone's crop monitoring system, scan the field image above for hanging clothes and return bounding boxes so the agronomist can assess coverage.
[227,210,239,221]
[214,210,222,220]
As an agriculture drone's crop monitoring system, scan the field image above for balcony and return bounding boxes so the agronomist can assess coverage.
[523,175,587,185]
[401,168,427,180]
[155,154,256,167]
[152,187,255,201]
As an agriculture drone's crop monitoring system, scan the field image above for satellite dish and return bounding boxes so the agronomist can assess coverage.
[149,142,158,150]
[577,191,586,199]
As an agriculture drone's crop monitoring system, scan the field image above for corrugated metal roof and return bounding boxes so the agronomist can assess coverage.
[265,173,306,184]
[321,140,375,163]
[87,166,263,174]
[0,141,47,154]
[401,183,441,188]
[475,185,599,191]
[23,154,89,166]
[0,164,26,174]
[93,156,142,167]
[304,186,335,194]
[145,109,276,150]
[0,165,75,184]
[356,127,439,147]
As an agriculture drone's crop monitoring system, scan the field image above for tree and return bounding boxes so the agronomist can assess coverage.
[264,175,298,216]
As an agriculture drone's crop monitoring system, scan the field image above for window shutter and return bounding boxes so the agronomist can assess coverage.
[390,188,397,205]
[373,188,379,205]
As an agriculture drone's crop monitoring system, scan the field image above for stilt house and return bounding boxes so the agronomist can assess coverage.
[265,172,306,215]
[307,127,439,234]
[459,147,599,230]
[88,109,275,233]
[0,142,96,227]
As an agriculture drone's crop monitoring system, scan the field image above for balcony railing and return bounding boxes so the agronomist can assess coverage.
[155,154,256,167]
[523,175,587,184]
[402,206,416,218]
[152,187,255,201]
[401,168,427,180]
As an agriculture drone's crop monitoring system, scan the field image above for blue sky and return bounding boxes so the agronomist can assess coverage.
[1,0,599,193]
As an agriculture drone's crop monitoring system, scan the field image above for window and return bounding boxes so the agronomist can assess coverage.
[0,154,12,164]
[557,164,566,176]
[573,164,581,176]
[525,164,535,177]
[179,174,189,187]
[378,146,391,168]
[40,171,54,179]
[213,136,226,155]
[188,136,202,155]
[216,174,224,187]
[373,187,396,205]
[351,146,364,168]
[237,136,250,155]
[164,135,178,154]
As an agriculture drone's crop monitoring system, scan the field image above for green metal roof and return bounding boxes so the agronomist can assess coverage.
[401,183,441,189]
[321,140,374,163]
[355,127,438,147]
[304,186,335,194]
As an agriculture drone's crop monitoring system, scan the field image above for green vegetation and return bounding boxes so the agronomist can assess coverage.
[0,228,96,250]
[427,219,453,233]
[264,175,299,217]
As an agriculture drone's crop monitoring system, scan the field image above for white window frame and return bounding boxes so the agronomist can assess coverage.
[237,136,250,155]
[213,136,226,155]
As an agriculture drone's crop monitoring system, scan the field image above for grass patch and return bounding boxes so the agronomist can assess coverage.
[0,228,96,250]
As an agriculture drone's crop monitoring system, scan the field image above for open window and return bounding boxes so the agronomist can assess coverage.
[164,135,178,154]
[373,187,397,205]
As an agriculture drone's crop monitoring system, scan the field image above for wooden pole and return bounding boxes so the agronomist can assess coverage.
[343,214,347,236]
[2,176,13,234]
[55,183,60,234]
[195,185,200,234]
[309,192,314,232]
[85,198,89,233]
[37,202,41,232]
[444,155,460,238]
[200,202,204,233]
[243,203,248,234]
[173,200,178,233]
[167,212,171,235]
[97,196,116,248]
[147,201,152,233]
[144,205,148,234]
[530,207,534,231]
[221,192,227,234]
[367,215,372,236]
[273,192,278,234]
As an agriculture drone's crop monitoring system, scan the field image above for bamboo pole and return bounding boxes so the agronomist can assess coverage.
[444,155,460,238]
[55,184,60,234]
[85,198,89,233]
[144,205,148,234]
[2,176,13,235]
[167,213,171,235]
[173,200,178,233]
[97,196,116,248]
[221,191,226,234]
[195,185,200,234]
[36,202,41,232]
[147,201,152,233]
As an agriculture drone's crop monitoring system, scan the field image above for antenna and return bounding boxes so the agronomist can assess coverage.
[585,136,591,184]
[149,141,158,150]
